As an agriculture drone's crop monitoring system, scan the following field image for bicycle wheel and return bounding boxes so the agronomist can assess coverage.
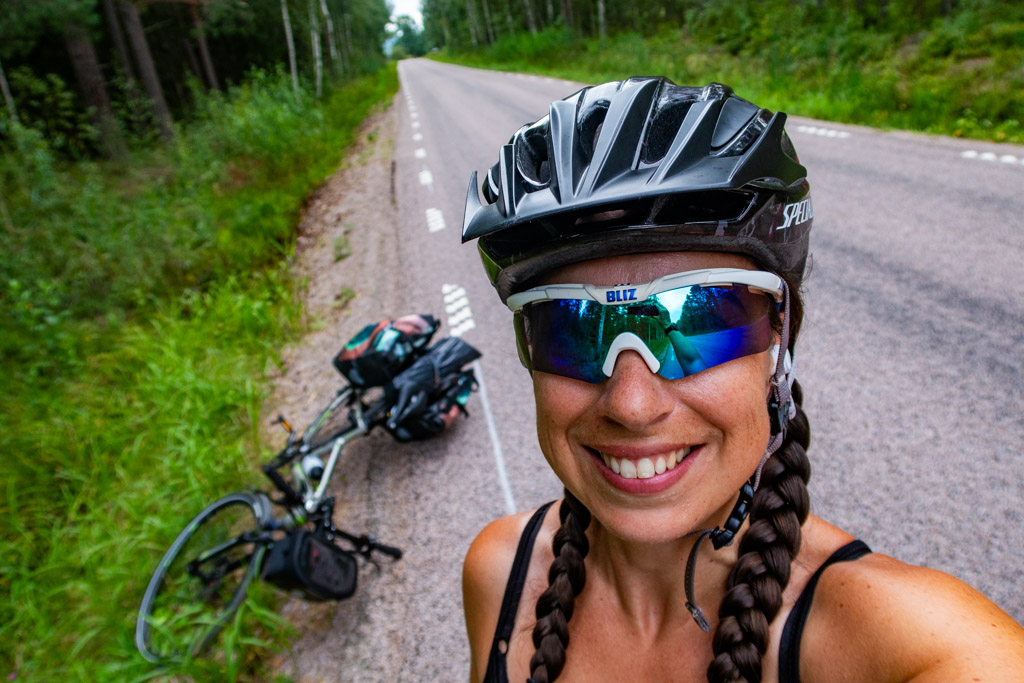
[136,491,271,663]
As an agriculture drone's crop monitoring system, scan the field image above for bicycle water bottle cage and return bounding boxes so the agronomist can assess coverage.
[262,530,357,600]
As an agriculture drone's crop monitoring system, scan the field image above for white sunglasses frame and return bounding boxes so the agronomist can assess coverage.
[506,268,784,312]
[507,268,785,380]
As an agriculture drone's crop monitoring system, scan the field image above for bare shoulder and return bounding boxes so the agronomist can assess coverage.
[800,549,1024,681]
[463,506,550,683]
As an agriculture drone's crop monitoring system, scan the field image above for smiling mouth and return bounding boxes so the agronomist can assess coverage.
[592,447,693,479]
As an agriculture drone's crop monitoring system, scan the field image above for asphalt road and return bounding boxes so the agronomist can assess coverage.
[318,59,1024,680]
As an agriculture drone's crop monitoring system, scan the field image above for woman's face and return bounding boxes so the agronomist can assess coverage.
[533,251,777,544]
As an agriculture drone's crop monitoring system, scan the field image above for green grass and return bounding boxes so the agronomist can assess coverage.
[0,63,399,680]
[431,3,1024,144]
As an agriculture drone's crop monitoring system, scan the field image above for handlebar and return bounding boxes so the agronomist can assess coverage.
[335,528,403,561]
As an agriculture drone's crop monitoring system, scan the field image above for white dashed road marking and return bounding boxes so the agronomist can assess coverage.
[426,207,445,232]
[412,121,420,129]
[961,149,1024,166]
[441,283,477,338]
[413,133,422,141]
[415,148,426,159]
[795,125,851,139]
[419,169,433,187]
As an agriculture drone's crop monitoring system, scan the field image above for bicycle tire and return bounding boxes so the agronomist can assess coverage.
[136,491,270,663]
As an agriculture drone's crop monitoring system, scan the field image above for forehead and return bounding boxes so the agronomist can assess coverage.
[541,252,759,287]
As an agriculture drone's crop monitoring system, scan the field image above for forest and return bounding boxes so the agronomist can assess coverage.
[1,0,391,157]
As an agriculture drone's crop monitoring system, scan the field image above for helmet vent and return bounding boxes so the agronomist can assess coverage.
[716,108,771,157]
[641,87,701,164]
[577,100,610,163]
[516,126,552,189]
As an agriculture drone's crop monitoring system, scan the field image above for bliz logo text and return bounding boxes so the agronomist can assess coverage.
[780,198,814,229]
[606,289,637,303]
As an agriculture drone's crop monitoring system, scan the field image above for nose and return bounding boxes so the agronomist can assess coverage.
[597,348,676,431]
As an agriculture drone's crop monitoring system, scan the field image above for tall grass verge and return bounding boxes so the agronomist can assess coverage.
[0,63,399,680]
[432,2,1024,143]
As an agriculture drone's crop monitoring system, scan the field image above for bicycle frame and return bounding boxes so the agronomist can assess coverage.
[263,386,389,525]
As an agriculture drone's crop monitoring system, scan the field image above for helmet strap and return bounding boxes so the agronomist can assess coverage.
[683,280,795,632]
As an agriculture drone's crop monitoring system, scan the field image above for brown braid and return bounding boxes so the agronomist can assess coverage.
[707,380,811,683]
[528,490,591,683]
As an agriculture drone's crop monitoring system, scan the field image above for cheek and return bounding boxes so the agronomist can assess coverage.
[533,373,593,461]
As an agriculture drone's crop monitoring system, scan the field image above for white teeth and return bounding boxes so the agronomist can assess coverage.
[619,459,637,478]
[599,447,693,480]
[636,458,655,479]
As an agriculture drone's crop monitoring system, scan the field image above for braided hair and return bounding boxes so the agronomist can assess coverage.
[528,283,812,683]
[528,490,591,683]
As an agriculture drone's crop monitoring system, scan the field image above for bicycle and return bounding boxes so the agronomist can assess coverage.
[136,317,479,664]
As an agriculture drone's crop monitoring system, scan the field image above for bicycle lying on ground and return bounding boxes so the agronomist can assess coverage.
[136,315,479,663]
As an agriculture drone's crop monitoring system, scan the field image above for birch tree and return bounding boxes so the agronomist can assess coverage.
[307,0,323,98]
[281,0,300,99]
[319,0,342,77]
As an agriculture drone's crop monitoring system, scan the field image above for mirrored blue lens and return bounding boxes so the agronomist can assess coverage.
[514,285,773,383]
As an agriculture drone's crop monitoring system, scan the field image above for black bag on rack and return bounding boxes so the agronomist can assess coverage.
[385,337,482,442]
[261,530,357,601]
[332,314,438,387]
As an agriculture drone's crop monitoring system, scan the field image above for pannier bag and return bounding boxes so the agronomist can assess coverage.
[261,530,357,600]
[385,336,482,441]
[333,314,438,387]
[387,369,478,442]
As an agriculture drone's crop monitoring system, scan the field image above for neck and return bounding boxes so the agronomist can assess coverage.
[584,519,743,635]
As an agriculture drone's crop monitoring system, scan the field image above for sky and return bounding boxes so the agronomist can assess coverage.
[390,0,424,28]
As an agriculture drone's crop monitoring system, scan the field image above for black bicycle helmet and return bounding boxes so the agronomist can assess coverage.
[461,78,813,303]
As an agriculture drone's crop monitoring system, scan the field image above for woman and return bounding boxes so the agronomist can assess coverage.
[458,78,1024,683]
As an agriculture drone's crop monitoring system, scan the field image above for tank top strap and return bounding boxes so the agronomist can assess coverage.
[778,539,872,683]
[483,501,557,683]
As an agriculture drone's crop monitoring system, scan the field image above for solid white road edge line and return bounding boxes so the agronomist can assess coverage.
[472,360,517,515]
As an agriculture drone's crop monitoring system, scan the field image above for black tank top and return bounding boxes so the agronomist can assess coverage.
[482,502,871,683]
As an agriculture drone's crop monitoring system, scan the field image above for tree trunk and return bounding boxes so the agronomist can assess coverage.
[0,56,17,123]
[597,0,606,37]
[281,0,300,99]
[546,0,554,25]
[343,12,353,69]
[560,0,573,32]
[101,0,134,80]
[522,0,537,34]
[188,3,219,90]
[481,0,497,43]
[178,10,203,82]
[336,13,351,74]
[118,1,173,139]
[307,0,323,98]
[504,0,515,36]
[318,0,341,77]
[64,22,128,156]
[465,0,479,47]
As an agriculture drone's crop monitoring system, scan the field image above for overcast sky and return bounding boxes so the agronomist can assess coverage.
[390,0,423,28]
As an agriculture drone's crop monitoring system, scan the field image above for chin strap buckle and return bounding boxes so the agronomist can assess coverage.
[711,482,755,550]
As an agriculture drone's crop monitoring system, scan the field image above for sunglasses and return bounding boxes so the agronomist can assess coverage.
[507,268,784,384]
